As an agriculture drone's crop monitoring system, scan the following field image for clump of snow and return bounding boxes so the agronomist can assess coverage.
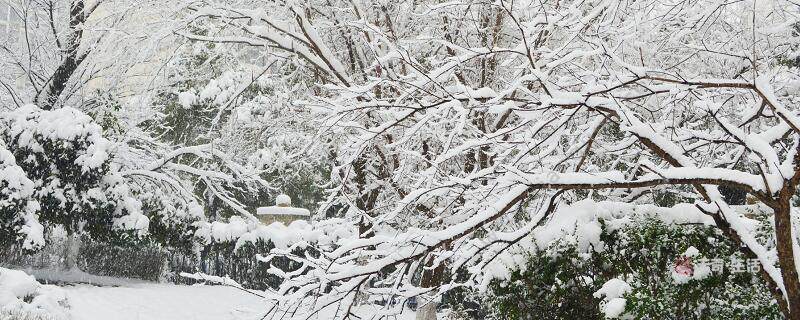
[17,210,45,251]
[532,199,608,254]
[0,145,34,198]
[197,71,246,105]
[671,267,694,284]
[235,106,253,124]
[594,278,632,300]
[3,105,111,172]
[113,209,150,235]
[194,215,343,251]
[275,194,292,206]
[208,216,250,242]
[692,263,712,281]
[529,199,714,256]
[543,200,713,248]
[106,174,149,235]
[177,90,197,108]
[179,272,242,288]
[249,220,317,249]
[602,298,627,319]
[594,278,631,318]
[0,268,68,319]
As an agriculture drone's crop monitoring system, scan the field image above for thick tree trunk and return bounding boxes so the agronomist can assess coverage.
[415,302,437,320]
[63,233,81,270]
[36,0,86,110]
[416,254,445,320]
[775,198,800,319]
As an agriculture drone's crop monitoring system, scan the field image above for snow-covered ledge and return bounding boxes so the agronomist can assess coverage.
[256,194,310,225]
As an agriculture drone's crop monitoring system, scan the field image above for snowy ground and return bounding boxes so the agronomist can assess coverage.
[65,283,418,320]
[1,267,420,320]
[64,283,268,320]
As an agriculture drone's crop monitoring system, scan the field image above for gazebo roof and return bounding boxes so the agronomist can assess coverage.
[256,206,311,216]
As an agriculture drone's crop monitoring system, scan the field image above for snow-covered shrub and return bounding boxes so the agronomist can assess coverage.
[0,268,67,320]
[0,143,42,250]
[165,219,335,290]
[167,239,292,290]
[0,105,147,249]
[0,310,59,320]
[487,217,780,319]
[77,241,167,281]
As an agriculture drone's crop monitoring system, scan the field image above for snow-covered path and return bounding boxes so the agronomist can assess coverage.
[2,267,420,320]
[62,283,420,320]
[64,284,269,320]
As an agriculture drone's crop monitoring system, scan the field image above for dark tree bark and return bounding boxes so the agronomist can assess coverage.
[774,196,800,320]
[36,0,87,110]
[773,145,800,319]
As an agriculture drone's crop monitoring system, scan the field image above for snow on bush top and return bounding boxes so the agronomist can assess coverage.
[594,278,632,301]
[3,105,110,172]
[473,199,717,285]
[531,199,715,252]
[594,278,632,319]
[0,267,68,319]
[195,216,355,251]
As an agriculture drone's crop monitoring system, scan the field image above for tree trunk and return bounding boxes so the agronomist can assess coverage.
[63,233,81,270]
[775,197,800,319]
[36,0,86,110]
[416,254,445,320]
[415,301,437,320]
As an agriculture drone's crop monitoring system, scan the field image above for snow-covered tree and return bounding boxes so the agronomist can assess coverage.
[0,0,190,109]
[142,29,332,215]
[185,0,800,318]
[0,104,147,257]
[0,0,313,255]
[4,0,800,318]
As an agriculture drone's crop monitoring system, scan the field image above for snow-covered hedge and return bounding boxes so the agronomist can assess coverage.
[77,241,167,281]
[166,217,354,290]
[486,203,781,319]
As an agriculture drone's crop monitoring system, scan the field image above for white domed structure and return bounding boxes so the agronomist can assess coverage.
[275,194,292,207]
[256,194,309,225]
